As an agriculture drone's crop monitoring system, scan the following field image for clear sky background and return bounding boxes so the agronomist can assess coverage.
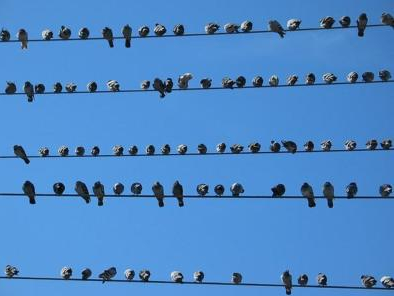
[0,0,393,295]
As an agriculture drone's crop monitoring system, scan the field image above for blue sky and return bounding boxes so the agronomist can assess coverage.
[0,0,393,295]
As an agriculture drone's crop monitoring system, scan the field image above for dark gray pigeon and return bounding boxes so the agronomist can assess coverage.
[35,84,45,94]
[287,19,301,30]
[128,145,138,155]
[75,146,85,156]
[75,181,90,203]
[271,184,286,197]
[154,24,166,36]
[281,270,292,295]
[248,142,261,153]
[345,140,357,151]
[270,141,281,152]
[305,73,316,85]
[379,184,392,197]
[139,270,151,281]
[301,183,316,207]
[171,271,184,283]
[205,23,220,34]
[102,27,114,47]
[362,72,374,82]
[146,144,155,155]
[172,180,184,207]
[381,13,394,27]
[316,273,327,286]
[107,80,120,91]
[65,83,77,93]
[224,23,239,33]
[23,81,34,102]
[58,26,71,39]
[5,265,19,277]
[240,20,253,32]
[38,147,49,157]
[232,272,242,284]
[131,182,143,195]
[164,78,173,93]
[99,267,117,283]
[91,146,100,156]
[1,29,11,41]
[22,181,36,204]
[81,268,92,280]
[346,182,358,198]
[161,144,170,155]
[53,82,63,93]
[366,139,378,150]
[339,16,351,27]
[112,145,124,156]
[361,275,377,288]
[357,13,368,37]
[53,182,65,196]
[93,181,105,206]
[41,29,53,40]
[58,145,69,156]
[61,267,72,279]
[194,271,204,283]
[14,145,30,164]
[268,20,285,38]
[222,77,235,88]
[323,73,337,84]
[173,24,184,35]
[321,140,332,151]
[230,144,244,154]
[197,183,209,196]
[230,183,244,196]
[282,140,297,153]
[200,78,212,89]
[323,182,334,208]
[320,17,335,28]
[138,26,150,37]
[122,24,132,47]
[124,269,135,281]
[216,142,226,153]
[379,70,391,81]
[87,81,97,92]
[214,184,225,196]
[5,82,16,94]
[252,76,263,87]
[269,75,279,86]
[347,71,359,83]
[153,78,166,98]
[78,27,90,39]
[298,274,308,286]
[380,139,392,150]
[152,181,164,207]
[17,29,28,49]
[287,75,298,85]
[178,73,193,89]
[197,144,207,154]
[304,141,314,151]
[141,80,150,90]
[236,76,246,87]
[177,144,188,154]
[113,182,124,195]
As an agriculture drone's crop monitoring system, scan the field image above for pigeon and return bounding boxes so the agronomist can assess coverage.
[173,181,184,207]
[178,73,193,89]
[113,182,124,195]
[282,140,297,153]
[53,182,65,196]
[153,78,166,98]
[75,181,90,203]
[222,77,235,88]
[320,17,335,28]
[81,268,92,280]
[216,142,226,153]
[58,146,69,156]
[236,76,246,87]
[164,78,173,93]
[224,23,239,33]
[346,182,358,198]
[298,274,308,286]
[269,20,285,38]
[380,184,392,197]
[281,270,292,295]
[122,24,132,47]
[381,276,394,288]
[75,146,85,156]
[345,140,357,151]
[58,26,71,39]
[154,24,166,36]
[22,181,36,204]
[139,269,151,281]
[171,271,184,283]
[270,141,281,152]
[347,71,359,83]
[316,273,327,286]
[379,70,391,81]
[38,147,49,157]
[205,23,220,34]
[304,141,314,151]
[93,181,105,206]
[99,267,117,283]
[200,78,212,89]
[14,145,30,164]
[252,76,263,87]
[17,29,28,49]
[177,144,188,154]
[301,183,316,208]
[146,144,155,155]
[5,82,16,94]
[230,183,244,196]
[248,142,261,153]
[381,139,392,150]
[323,182,335,208]
[287,75,298,85]
[323,73,337,84]
[366,139,378,150]
[271,184,286,197]
[287,19,301,30]
[87,81,97,92]
[339,16,351,27]
[357,13,368,37]
[173,24,185,35]
[53,82,63,93]
[61,267,72,279]
[161,144,171,155]
[305,73,316,85]
[321,140,332,151]
[113,145,124,156]
[138,26,150,37]
[107,80,120,91]
[361,275,377,288]
[5,265,19,277]
[78,27,90,39]
[232,272,242,284]
[91,146,100,156]
[125,269,135,281]
[194,271,205,283]
[230,144,244,154]
[197,184,209,196]
[0,29,11,41]
[35,84,45,94]
[128,145,138,155]
[102,27,114,47]
[197,144,207,154]
[269,75,279,86]
[141,80,150,90]
[241,20,253,32]
[152,181,165,207]
[65,83,77,93]
[23,81,34,102]
[362,72,374,82]
[214,184,225,196]
[381,13,394,27]
[41,29,53,40]
[131,182,143,195]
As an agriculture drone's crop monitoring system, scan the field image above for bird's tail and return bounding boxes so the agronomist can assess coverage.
[347,193,353,199]
[98,198,104,206]
[24,158,30,164]
[108,40,114,48]
[279,32,285,38]
[29,197,36,204]
[22,42,27,49]
[178,198,184,207]
[157,198,164,207]
[125,39,131,48]
[327,199,334,208]
[358,29,364,37]
[286,287,292,295]
[308,198,316,208]
[83,196,91,204]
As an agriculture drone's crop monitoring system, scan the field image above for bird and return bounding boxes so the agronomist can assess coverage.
[87,81,97,92]
[22,181,36,204]
[271,184,286,197]
[339,16,351,27]
[224,23,239,33]
[53,82,63,93]
[240,20,253,32]
[297,274,308,286]
[41,29,53,40]
[141,80,150,90]
[171,271,184,283]
[23,81,34,102]
[380,276,394,288]
[75,146,85,156]
[270,141,281,152]
[304,141,314,151]
[200,78,212,89]
[81,268,92,280]
[357,13,368,37]
[230,183,244,196]
[161,144,171,155]
[113,182,124,195]
[281,270,292,295]
[287,75,298,85]
[5,82,17,94]
[362,72,374,82]
[138,26,150,37]
[230,144,244,154]
[53,182,65,196]
[164,78,173,93]
[91,146,100,156]
[102,27,114,47]
[173,24,185,35]
[381,13,394,27]
[347,71,359,83]
[366,139,378,150]
[216,142,226,153]
[93,181,105,206]
[381,139,392,150]
[5,265,19,277]
[305,73,316,85]
[78,27,90,39]
[61,267,72,279]
[345,140,357,151]
[153,78,166,98]
[14,145,30,164]
[287,19,301,30]
[282,140,297,153]
[173,181,184,207]
[58,26,71,39]
[269,75,279,86]
[214,184,225,196]
[380,184,392,197]
[124,269,135,281]
[35,84,45,94]
[154,24,166,36]
[323,73,337,84]
[301,183,316,208]
[222,77,235,88]
[248,142,261,153]
[152,181,165,207]
[139,270,151,281]
[361,275,377,288]
[379,70,391,81]
[0,29,11,41]
[268,20,285,38]
[205,23,220,34]
[17,29,28,49]
[197,184,209,196]
[178,73,193,89]
[197,144,208,154]
[236,76,246,88]
[316,273,327,286]
[232,272,242,284]
[58,145,69,156]
[122,24,132,47]
[194,271,205,283]
[177,144,188,155]
[320,17,335,28]
[107,80,120,91]
[346,182,358,198]
[128,145,138,155]
[252,76,263,87]
[321,140,332,151]
[112,145,124,156]
[146,144,155,155]
[65,83,77,93]
[38,147,49,157]
[99,267,117,283]
[131,182,143,195]
[75,181,91,203]
[323,182,335,208]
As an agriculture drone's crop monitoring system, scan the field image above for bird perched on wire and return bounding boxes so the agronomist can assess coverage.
[248,142,261,153]
[379,70,391,81]
[252,76,263,87]
[301,183,316,207]
[146,144,155,155]
[271,184,286,197]
[269,75,279,86]
[381,276,394,288]
[75,146,85,156]
[99,267,117,283]
[323,182,335,208]
[152,181,165,207]
[380,184,392,197]
[236,76,246,88]
[197,184,209,196]
[230,144,244,154]
[102,27,114,47]
[138,26,150,37]
[287,19,301,30]
[107,80,120,91]
[305,73,316,85]
[347,71,359,83]
[381,139,392,150]
[113,145,123,156]
[164,78,173,93]
[282,140,297,153]
[178,73,193,89]
[22,180,36,204]
[65,83,77,93]
[5,265,19,277]
[224,23,239,33]
[281,270,292,295]
[75,181,91,203]
[298,274,308,286]
[287,75,298,86]
[35,84,45,94]
[53,82,63,93]
[365,139,378,150]
[113,182,124,195]
[304,141,314,151]
[216,142,226,153]
[362,72,374,82]
[321,140,332,151]
[58,145,69,156]
[91,146,100,156]
[23,81,34,102]
[269,20,285,38]
[339,16,351,27]
[177,144,188,155]
[41,29,53,40]
[361,275,377,288]
[61,267,72,279]
[78,27,90,39]
[14,145,30,164]
[200,78,212,89]
[381,13,394,27]
[316,273,327,286]
[1,29,11,41]
[129,145,138,155]
[232,272,242,284]
[139,270,151,281]
[141,80,150,90]
[153,78,166,98]
[270,140,281,152]
[346,182,358,198]
[320,17,335,28]
[161,144,170,155]
[345,140,357,151]
[37,146,48,155]
[17,29,28,49]
[194,271,204,283]
[87,81,97,92]
[5,82,16,94]
[124,269,135,281]
[205,23,220,34]
[154,24,167,36]
[231,183,244,197]
[214,184,225,196]
[53,182,65,196]
[197,144,207,154]
[357,13,368,37]
[81,268,92,280]
[58,26,71,39]
[241,20,253,32]
[173,181,184,207]
[93,181,105,206]
[171,271,184,283]
[173,24,185,35]
[222,77,235,88]
[323,73,337,84]
[122,24,132,47]
[131,183,143,195]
